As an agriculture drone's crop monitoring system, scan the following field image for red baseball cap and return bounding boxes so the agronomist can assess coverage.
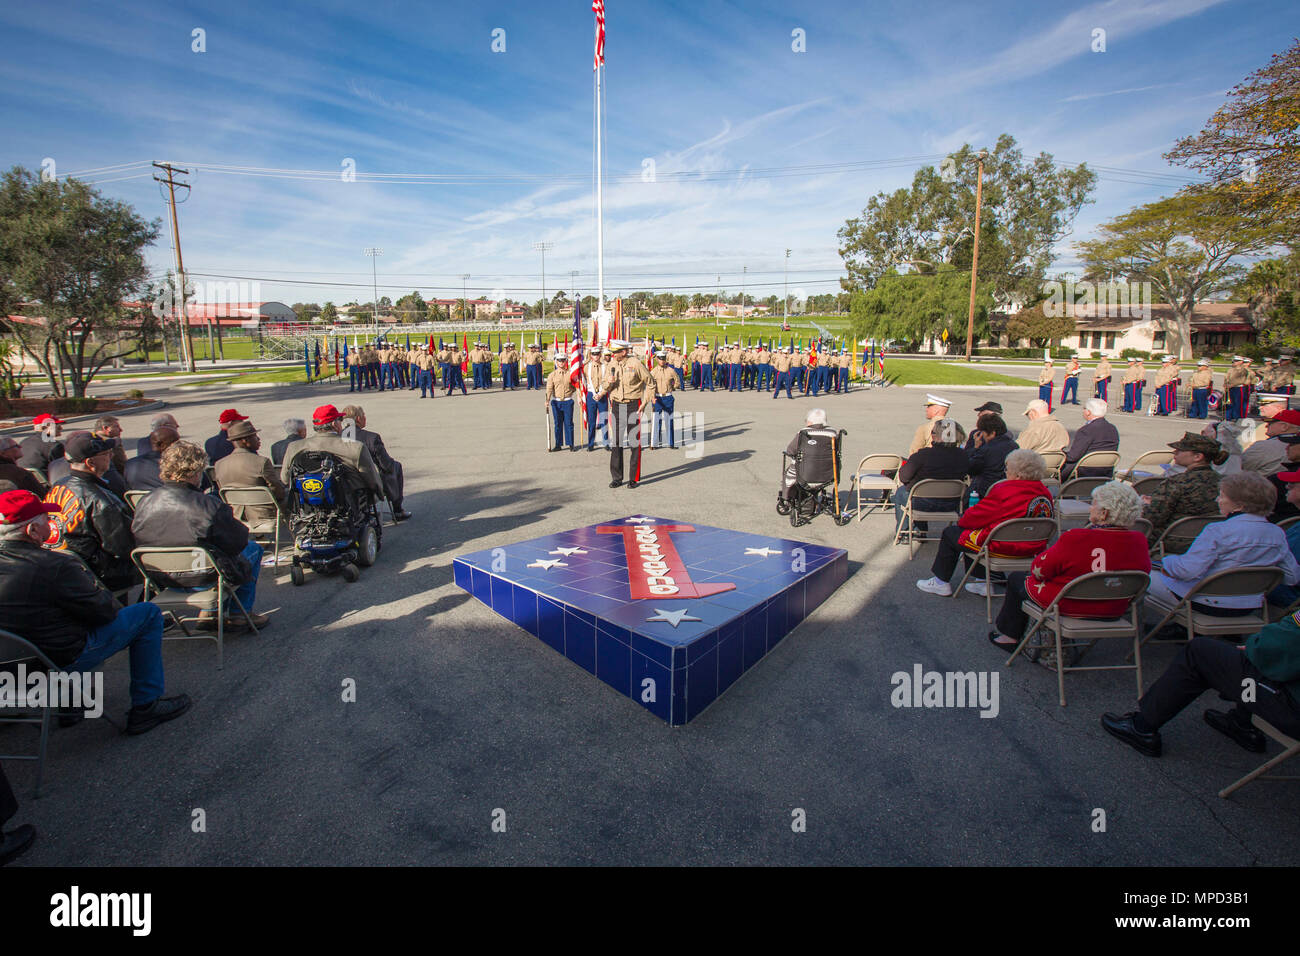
[31,413,64,425]
[1272,409,1300,427]
[0,490,60,525]
[312,404,343,426]
[218,409,249,425]
[1278,471,1300,483]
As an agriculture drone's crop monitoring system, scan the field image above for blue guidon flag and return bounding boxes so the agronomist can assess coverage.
[454,515,848,724]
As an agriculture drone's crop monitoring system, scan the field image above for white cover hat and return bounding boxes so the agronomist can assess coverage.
[924,394,952,408]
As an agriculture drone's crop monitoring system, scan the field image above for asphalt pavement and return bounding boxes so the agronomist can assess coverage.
[6,369,1295,866]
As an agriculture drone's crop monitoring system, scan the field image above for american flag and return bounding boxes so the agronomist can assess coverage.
[569,298,588,409]
[592,0,605,70]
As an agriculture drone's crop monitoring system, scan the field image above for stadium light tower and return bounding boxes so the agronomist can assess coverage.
[533,241,554,321]
[784,249,791,325]
[364,248,383,325]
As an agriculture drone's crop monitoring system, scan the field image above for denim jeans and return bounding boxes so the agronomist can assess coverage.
[70,602,165,708]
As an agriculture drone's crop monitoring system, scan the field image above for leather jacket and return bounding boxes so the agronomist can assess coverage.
[44,470,137,590]
[130,481,251,588]
[0,539,119,667]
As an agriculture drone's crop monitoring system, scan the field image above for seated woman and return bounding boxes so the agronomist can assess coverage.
[916,448,1055,597]
[1141,432,1228,540]
[894,419,968,534]
[989,480,1151,650]
[1148,471,1300,618]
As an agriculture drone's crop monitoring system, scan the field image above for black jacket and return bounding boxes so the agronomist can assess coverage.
[17,434,63,476]
[0,539,118,667]
[899,445,969,487]
[1062,418,1121,479]
[204,431,235,465]
[966,432,1019,498]
[45,471,136,590]
[269,436,295,467]
[125,451,164,491]
[131,480,251,587]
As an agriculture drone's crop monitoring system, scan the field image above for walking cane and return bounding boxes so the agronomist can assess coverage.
[832,434,841,518]
[546,403,553,451]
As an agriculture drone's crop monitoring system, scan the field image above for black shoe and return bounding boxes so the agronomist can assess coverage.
[1100,712,1163,757]
[1204,709,1267,753]
[0,824,36,867]
[549,448,560,453]
[127,694,193,736]
[570,446,580,452]
[393,510,412,521]
[628,481,638,489]
[609,480,623,488]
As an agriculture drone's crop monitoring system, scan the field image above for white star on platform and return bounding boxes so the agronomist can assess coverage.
[625,516,656,524]
[549,547,588,556]
[645,608,701,628]
[527,559,567,570]
[745,547,783,558]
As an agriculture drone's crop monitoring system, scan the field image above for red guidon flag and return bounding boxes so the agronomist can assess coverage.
[593,0,605,70]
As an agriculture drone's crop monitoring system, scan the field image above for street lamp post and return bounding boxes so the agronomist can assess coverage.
[533,241,554,322]
[784,249,791,326]
[364,248,383,330]
[461,273,470,322]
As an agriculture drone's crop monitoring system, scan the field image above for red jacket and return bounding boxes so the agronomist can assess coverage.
[1026,526,1151,616]
[957,479,1055,557]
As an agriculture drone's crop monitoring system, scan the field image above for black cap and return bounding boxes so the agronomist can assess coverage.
[63,432,112,462]
[974,402,1003,414]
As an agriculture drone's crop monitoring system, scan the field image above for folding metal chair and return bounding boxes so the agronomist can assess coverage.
[1119,450,1174,481]
[1130,475,1166,496]
[1141,565,1284,649]
[219,486,284,568]
[124,489,151,510]
[1056,476,1109,530]
[1005,570,1150,706]
[1218,716,1300,798]
[849,454,902,520]
[952,517,1058,625]
[1278,515,1300,533]
[1074,450,1120,477]
[1039,450,1066,482]
[1150,513,1226,560]
[132,546,260,669]
[0,628,58,798]
[893,478,967,560]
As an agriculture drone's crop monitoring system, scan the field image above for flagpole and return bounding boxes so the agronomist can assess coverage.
[595,65,605,310]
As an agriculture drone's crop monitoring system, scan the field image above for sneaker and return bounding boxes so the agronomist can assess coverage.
[915,576,953,597]
[127,694,193,735]
[1203,709,1267,753]
[964,581,991,597]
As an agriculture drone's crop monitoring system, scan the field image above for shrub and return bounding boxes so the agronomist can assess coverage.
[1120,348,1152,361]
[125,388,144,399]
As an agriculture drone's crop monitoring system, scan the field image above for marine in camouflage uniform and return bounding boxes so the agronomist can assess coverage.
[1141,432,1226,538]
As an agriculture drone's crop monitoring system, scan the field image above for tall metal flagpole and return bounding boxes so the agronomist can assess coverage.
[595,64,605,310]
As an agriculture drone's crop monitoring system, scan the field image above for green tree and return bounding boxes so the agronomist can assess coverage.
[838,135,1097,305]
[1005,303,1076,348]
[0,167,159,396]
[320,302,339,324]
[849,266,992,351]
[1076,188,1284,359]
[394,291,428,324]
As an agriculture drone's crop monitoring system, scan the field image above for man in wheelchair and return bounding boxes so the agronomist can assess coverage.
[777,408,851,526]
[280,405,386,584]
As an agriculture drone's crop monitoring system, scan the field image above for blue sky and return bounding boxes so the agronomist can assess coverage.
[0,0,1294,307]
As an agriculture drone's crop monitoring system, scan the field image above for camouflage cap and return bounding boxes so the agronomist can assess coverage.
[1168,431,1222,457]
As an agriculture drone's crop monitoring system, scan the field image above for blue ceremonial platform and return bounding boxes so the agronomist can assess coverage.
[453,516,848,725]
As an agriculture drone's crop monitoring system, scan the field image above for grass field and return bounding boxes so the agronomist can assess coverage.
[881,359,1034,387]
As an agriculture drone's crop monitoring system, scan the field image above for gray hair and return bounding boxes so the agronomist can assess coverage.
[0,516,44,541]
[1219,471,1277,516]
[806,408,827,427]
[1085,398,1108,418]
[149,413,178,431]
[1091,481,1142,527]
[1005,448,1048,481]
[283,417,306,437]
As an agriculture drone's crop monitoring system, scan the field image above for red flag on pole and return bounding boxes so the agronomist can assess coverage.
[462,334,469,374]
[592,0,605,70]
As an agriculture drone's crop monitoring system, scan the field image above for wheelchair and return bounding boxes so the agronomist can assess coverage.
[285,450,382,585]
[775,427,852,527]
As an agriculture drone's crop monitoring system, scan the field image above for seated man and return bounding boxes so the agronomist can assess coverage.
[1060,398,1119,480]
[894,419,969,532]
[204,409,247,466]
[124,426,180,492]
[92,415,128,497]
[989,481,1150,650]
[340,405,410,520]
[1141,432,1227,539]
[0,436,46,496]
[916,449,1055,597]
[280,404,384,500]
[44,432,137,592]
[1240,408,1300,476]
[135,413,180,457]
[213,420,287,524]
[1269,468,1300,609]
[0,489,190,734]
[1017,399,1069,455]
[1102,614,1300,757]
[132,441,269,631]
[17,413,64,483]
[270,418,306,467]
[780,408,838,502]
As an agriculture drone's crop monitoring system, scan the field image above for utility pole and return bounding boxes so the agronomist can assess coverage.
[741,265,747,326]
[152,162,196,372]
[784,249,791,327]
[716,275,721,325]
[533,241,553,322]
[364,248,383,334]
[461,273,470,322]
[965,150,988,362]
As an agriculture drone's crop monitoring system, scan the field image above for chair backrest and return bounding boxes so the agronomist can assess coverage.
[1278,515,1300,532]
[1131,517,1154,539]
[203,465,217,487]
[131,546,224,589]
[124,489,151,510]
[1076,450,1120,474]
[1058,476,1108,500]
[1187,565,1285,602]
[1121,450,1174,478]
[986,517,1058,547]
[907,478,967,513]
[856,453,902,475]
[1039,450,1066,477]
[1051,570,1149,608]
[0,628,57,670]
[794,428,841,485]
[1157,513,1226,555]
[219,486,277,509]
[1131,475,1165,496]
